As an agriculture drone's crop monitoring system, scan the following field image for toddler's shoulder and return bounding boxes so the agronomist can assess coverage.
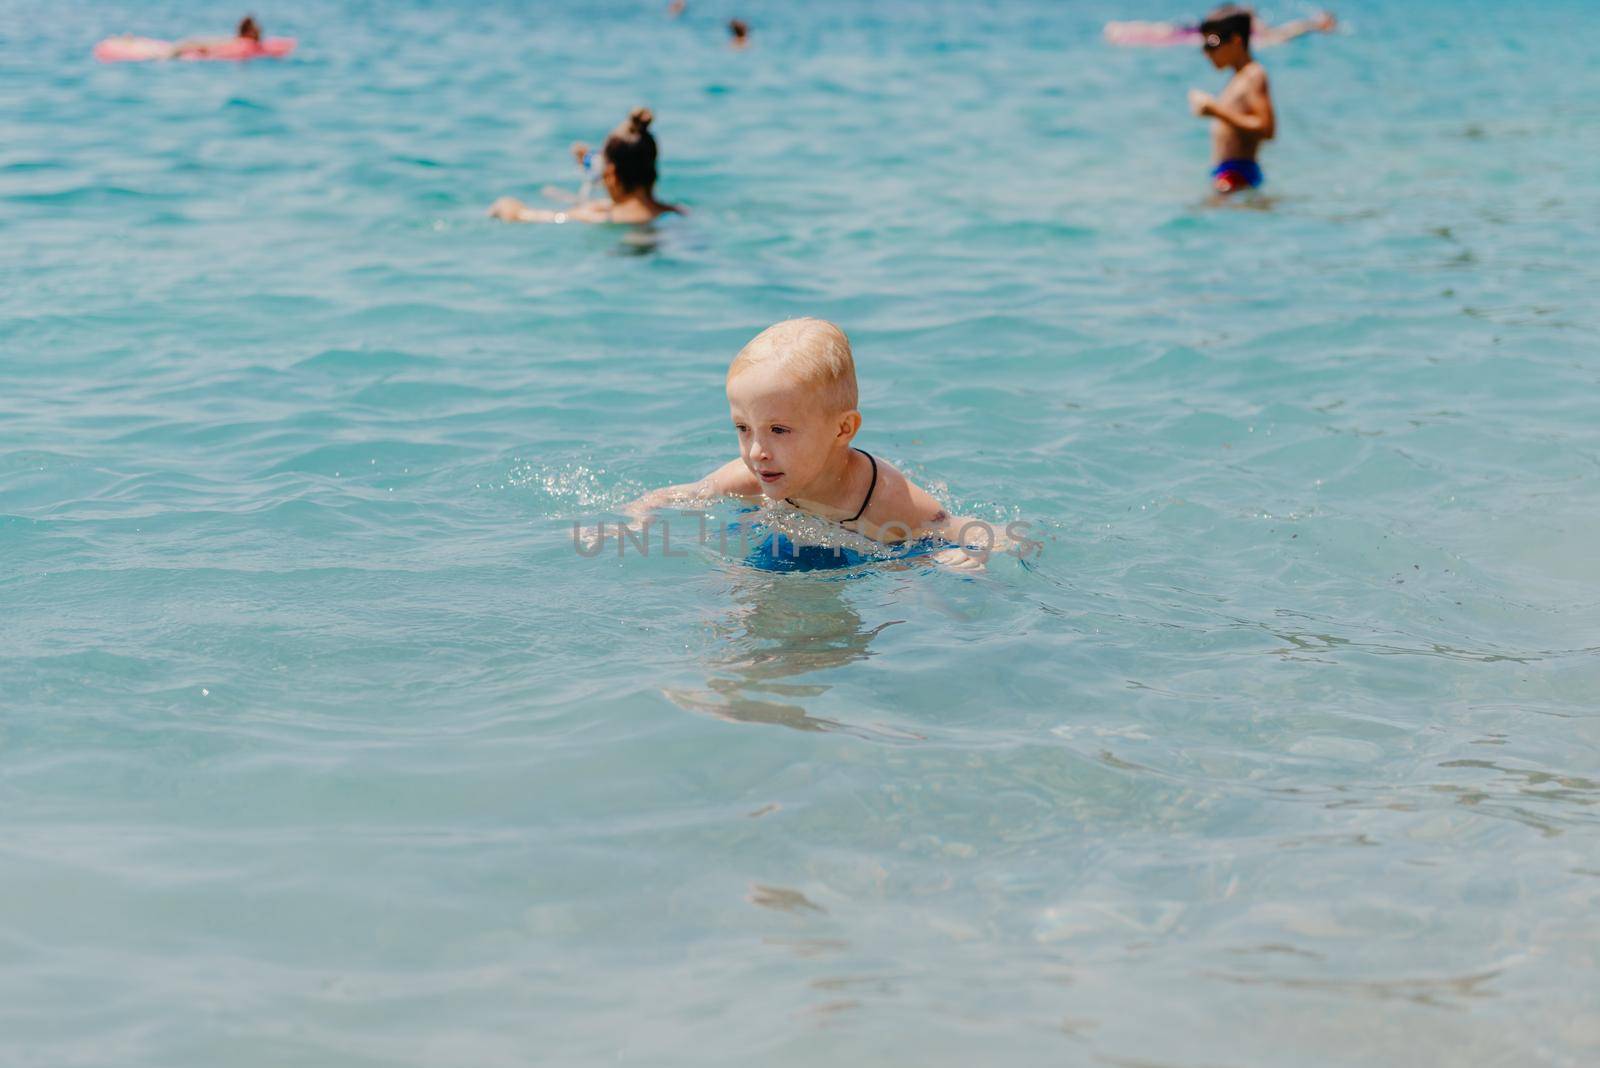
[863,459,948,534]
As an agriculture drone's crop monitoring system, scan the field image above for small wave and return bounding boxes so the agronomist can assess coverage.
[259,442,474,479]
[3,184,182,205]
[293,348,445,375]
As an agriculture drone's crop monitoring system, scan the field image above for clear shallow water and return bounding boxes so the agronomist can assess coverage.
[3,0,1599,1063]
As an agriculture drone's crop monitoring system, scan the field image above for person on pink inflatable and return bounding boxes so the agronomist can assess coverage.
[489,108,684,226]
[93,15,293,63]
[167,15,264,59]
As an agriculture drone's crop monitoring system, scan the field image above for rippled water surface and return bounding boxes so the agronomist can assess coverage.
[3,1,1598,1064]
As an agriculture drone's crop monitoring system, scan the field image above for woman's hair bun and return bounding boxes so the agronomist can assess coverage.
[629,107,654,134]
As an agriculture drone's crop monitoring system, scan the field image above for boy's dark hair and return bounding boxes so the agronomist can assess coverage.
[237,15,261,40]
[604,108,659,193]
[1200,5,1252,47]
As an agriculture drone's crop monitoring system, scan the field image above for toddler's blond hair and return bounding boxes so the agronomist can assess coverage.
[727,318,858,415]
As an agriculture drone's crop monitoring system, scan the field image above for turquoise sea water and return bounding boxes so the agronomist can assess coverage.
[4,1,1599,1063]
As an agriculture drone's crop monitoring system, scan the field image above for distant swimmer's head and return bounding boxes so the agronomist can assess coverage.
[602,107,660,198]
[728,19,750,47]
[1199,5,1251,66]
[237,15,262,41]
[727,319,861,499]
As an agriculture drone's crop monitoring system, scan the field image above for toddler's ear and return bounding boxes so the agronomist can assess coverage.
[837,409,862,441]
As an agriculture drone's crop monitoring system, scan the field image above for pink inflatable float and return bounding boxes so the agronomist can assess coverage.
[93,36,297,63]
[1102,21,1201,47]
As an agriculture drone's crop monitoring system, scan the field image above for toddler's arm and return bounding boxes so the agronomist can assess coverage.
[877,479,1012,571]
[624,460,759,522]
[575,461,754,554]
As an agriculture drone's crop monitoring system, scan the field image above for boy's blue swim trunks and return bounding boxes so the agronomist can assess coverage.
[1211,158,1263,193]
[733,520,943,573]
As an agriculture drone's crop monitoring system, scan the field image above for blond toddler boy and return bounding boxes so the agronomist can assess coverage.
[626,318,999,568]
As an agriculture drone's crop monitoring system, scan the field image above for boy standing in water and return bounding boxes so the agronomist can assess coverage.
[1188,5,1276,194]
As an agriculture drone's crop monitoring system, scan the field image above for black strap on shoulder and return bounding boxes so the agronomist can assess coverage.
[843,449,877,524]
[784,448,878,524]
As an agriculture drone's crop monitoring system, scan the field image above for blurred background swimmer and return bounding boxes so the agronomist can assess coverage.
[489,108,683,225]
[167,14,263,58]
[1105,8,1336,47]
[168,13,259,55]
[728,19,751,49]
[96,14,290,62]
[1189,5,1275,194]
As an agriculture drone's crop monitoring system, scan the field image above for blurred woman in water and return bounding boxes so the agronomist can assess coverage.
[489,108,683,226]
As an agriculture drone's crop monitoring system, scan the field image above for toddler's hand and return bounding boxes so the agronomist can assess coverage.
[574,522,610,556]
[931,547,986,573]
[1188,89,1214,116]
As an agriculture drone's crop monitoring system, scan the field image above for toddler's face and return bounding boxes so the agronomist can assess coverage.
[726,365,851,500]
